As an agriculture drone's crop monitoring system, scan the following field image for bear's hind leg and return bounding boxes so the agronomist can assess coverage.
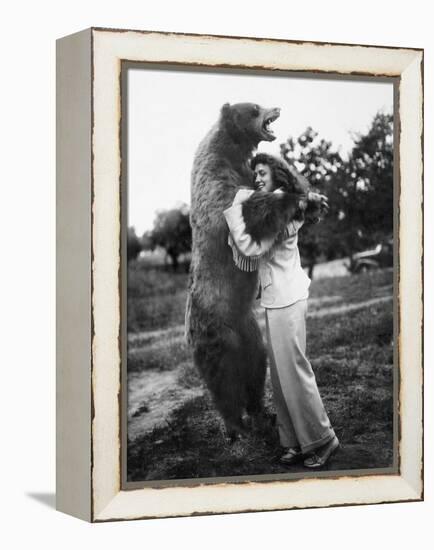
[193,323,248,442]
[210,353,250,443]
[241,317,269,432]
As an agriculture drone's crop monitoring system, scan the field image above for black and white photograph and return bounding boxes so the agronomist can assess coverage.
[124,65,396,484]
[3,0,430,541]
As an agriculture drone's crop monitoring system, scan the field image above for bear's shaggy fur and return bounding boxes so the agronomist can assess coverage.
[185,103,300,440]
[244,153,322,240]
[242,190,300,243]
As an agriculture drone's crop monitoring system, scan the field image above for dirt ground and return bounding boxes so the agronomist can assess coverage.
[127,265,395,482]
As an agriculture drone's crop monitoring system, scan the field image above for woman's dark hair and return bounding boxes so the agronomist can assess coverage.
[250,152,308,195]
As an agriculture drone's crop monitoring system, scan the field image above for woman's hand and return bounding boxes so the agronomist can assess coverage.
[307,191,329,215]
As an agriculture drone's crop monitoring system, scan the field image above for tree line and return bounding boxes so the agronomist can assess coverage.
[127,204,191,271]
[128,111,393,276]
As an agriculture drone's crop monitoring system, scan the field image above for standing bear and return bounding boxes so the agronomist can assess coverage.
[185,102,303,440]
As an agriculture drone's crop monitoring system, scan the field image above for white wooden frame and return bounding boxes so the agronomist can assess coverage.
[56,27,423,522]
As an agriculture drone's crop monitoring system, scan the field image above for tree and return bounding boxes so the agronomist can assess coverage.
[279,112,394,275]
[127,227,142,262]
[151,204,192,271]
[350,112,394,234]
[280,127,345,277]
[141,230,155,252]
[330,112,394,267]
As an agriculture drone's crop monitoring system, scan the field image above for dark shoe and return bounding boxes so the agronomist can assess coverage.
[303,436,339,468]
[280,447,303,465]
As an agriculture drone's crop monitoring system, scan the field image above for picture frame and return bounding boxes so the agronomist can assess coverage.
[56,27,423,522]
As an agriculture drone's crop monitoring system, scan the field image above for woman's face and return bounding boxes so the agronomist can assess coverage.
[254,163,274,192]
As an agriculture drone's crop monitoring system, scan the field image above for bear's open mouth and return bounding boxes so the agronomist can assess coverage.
[262,111,280,139]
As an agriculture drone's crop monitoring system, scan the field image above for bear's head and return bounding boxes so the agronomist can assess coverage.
[220,102,280,146]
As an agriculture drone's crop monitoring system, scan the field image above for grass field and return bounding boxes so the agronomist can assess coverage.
[127,260,394,482]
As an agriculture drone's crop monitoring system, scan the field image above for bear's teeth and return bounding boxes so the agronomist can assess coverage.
[264,119,275,133]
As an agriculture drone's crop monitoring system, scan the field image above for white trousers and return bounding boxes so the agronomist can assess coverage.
[265,299,335,454]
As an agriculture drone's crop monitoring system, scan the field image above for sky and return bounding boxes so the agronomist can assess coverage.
[127,67,393,234]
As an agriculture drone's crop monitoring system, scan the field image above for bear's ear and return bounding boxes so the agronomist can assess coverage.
[221,102,231,112]
[220,102,243,139]
[220,103,232,120]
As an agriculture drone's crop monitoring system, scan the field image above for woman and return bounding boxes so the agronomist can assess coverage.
[223,153,339,468]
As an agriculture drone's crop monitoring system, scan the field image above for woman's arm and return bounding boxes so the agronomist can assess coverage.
[224,199,276,258]
[241,189,300,243]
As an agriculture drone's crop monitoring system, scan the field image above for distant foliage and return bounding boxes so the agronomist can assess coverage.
[127,227,143,262]
[141,230,155,252]
[150,204,192,271]
[280,127,345,277]
[280,112,393,276]
[330,112,393,269]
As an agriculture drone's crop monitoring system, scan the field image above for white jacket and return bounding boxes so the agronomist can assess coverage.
[223,188,311,309]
